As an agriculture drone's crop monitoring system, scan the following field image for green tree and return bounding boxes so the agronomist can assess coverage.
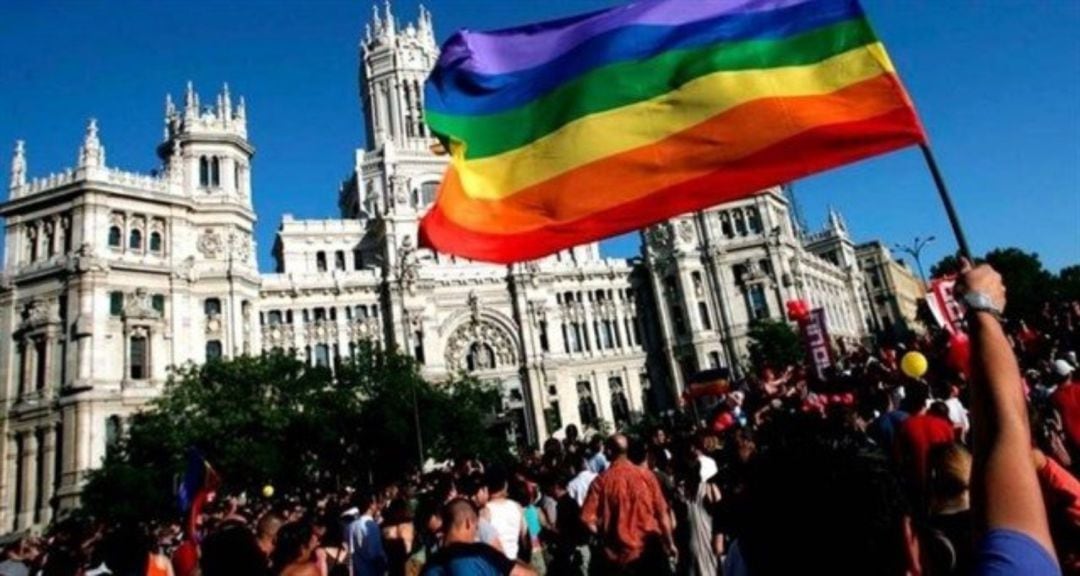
[81,344,509,525]
[929,254,965,279]
[747,319,803,371]
[983,248,1054,322]
[1056,265,1080,302]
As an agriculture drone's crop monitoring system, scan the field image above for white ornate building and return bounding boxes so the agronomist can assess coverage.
[0,3,910,532]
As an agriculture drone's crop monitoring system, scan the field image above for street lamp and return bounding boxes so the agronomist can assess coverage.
[894,235,936,284]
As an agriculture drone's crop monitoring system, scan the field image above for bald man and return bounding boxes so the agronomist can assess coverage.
[421,499,536,576]
[582,434,677,575]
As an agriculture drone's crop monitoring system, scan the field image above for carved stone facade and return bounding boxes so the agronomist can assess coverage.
[0,3,913,535]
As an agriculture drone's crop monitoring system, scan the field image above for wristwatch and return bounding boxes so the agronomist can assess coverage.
[963,290,1003,322]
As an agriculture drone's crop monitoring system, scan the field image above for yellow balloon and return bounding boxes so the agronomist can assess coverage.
[261,485,274,498]
[901,351,928,379]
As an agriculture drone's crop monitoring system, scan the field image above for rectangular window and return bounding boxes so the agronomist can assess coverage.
[335,250,346,271]
[672,306,687,336]
[268,311,282,325]
[748,285,770,320]
[130,336,148,379]
[35,338,47,391]
[151,294,165,314]
[544,402,562,435]
[110,292,124,316]
[698,302,712,330]
[539,320,549,353]
[316,252,327,272]
[353,250,363,270]
[314,344,330,368]
[414,331,425,364]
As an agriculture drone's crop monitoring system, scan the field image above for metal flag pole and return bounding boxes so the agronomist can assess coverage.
[919,143,973,261]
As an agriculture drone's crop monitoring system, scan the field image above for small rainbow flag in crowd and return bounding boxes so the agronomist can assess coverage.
[419,0,927,263]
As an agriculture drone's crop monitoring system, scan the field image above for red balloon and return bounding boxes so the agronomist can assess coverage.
[946,332,971,376]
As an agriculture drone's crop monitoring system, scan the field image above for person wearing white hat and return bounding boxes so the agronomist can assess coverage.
[1051,357,1080,463]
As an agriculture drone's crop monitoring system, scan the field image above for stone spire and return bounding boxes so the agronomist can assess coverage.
[372,3,383,36]
[78,118,105,168]
[236,95,246,121]
[383,0,396,38]
[222,83,232,119]
[184,81,197,118]
[418,4,435,47]
[10,140,26,189]
[827,206,848,235]
[165,93,176,118]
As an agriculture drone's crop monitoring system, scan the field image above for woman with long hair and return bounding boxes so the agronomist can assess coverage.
[271,521,321,576]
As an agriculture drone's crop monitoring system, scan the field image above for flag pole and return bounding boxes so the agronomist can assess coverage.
[919,143,973,261]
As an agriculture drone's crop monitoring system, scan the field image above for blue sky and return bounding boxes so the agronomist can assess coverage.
[1,0,1077,273]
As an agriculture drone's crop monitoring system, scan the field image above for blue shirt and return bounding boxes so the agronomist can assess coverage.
[974,529,1060,576]
[586,451,609,474]
[421,542,515,576]
[348,514,387,576]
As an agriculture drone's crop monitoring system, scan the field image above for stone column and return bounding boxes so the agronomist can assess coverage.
[39,426,55,526]
[2,435,17,531]
[17,431,37,529]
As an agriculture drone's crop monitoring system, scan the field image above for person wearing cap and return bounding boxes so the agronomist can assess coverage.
[1050,358,1080,462]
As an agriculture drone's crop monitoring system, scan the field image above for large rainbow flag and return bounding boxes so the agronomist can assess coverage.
[419,0,926,263]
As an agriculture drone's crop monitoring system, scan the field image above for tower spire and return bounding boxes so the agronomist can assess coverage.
[78,118,105,168]
[10,140,26,189]
[383,0,396,37]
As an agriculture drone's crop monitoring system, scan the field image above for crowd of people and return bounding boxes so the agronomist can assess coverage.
[1,262,1078,575]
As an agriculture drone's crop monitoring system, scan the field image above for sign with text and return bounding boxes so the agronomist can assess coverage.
[800,308,833,380]
[927,277,967,335]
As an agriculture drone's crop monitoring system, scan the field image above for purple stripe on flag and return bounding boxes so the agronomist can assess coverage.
[443,0,814,76]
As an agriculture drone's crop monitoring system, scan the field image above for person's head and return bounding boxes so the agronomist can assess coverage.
[928,443,972,513]
[255,511,284,556]
[484,467,509,498]
[564,424,579,443]
[1052,359,1075,385]
[928,401,951,423]
[588,434,604,456]
[353,489,379,516]
[41,546,83,576]
[459,472,489,507]
[440,498,479,545]
[651,427,668,447]
[900,382,930,414]
[270,521,318,571]
[738,416,917,576]
[201,520,268,576]
[605,434,628,461]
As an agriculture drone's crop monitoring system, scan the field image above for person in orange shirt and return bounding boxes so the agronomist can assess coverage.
[580,434,676,575]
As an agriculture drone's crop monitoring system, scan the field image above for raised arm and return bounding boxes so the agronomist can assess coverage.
[961,261,1055,557]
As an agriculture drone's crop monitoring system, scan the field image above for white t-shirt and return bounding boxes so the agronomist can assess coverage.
[944,397,969,433]
[486,498,523,560]
[567,469,597,506]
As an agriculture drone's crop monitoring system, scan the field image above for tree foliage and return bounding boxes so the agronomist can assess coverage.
[81,344,508,526]
[747,319,803,371]
[928,247,1075,324]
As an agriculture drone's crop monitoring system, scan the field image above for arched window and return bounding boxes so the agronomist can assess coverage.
[334,250,346,270]
[719,212,734,238]
[747,207,764,234]
[733,209,748,236]
[210,157,221,187]
[204,298,222,316]
[128,229,143,251]
[105,416,123,456]
[316,251,327,272]
[205,340,223,362]
[577,381,598,427]
[466,342,495,372]
[199,156,210,187]
[149,231,163,253]
[26,226,38,263]
[108,226,122,249]
[610,377,630,426]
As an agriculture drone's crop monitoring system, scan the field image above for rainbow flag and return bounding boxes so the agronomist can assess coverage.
[420,0,926,263]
